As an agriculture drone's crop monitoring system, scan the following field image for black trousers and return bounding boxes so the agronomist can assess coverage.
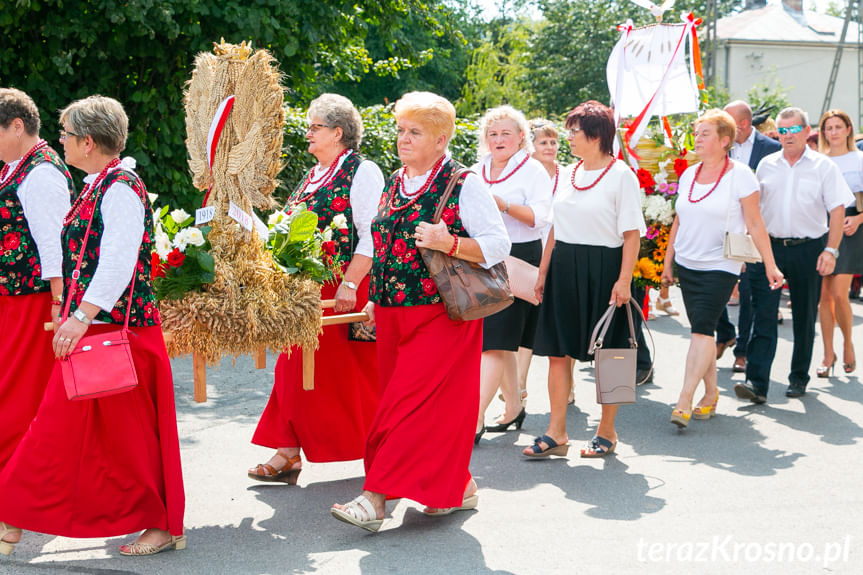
[745,236,826,395]
[715,267,753,358]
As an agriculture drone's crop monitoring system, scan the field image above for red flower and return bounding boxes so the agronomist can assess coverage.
[636,168,655,189]
[421,278,437,296]
[321,240,337,256]
[151,252,165,279]
[441,208,455,225]
[339,228,349,235]
[68,239,79,253]
[673,158,689,178]
[404,249,415,262]
[408,211,420,222]
[372,232,382,250]
[644,187,655,196]
[0,207,10,219]
[392,238,407,257]
[394,290,406,303]
[331,197,347,212]
[166,248,185,267]
[2,232,20,251]
[80,202,94,220]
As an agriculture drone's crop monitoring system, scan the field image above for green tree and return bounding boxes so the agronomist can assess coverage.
[0,0,458,211]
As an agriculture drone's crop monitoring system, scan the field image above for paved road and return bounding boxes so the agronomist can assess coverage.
[2,288,862,574]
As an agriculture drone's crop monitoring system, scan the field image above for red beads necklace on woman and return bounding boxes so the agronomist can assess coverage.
[687,155,729,204]
[387,154,447,214]
[64,158,121,225]
[570,157,615,191]
[0,139,48,187]
[551,164,559,195]
[292,148,352,205]
[482,152,530,185]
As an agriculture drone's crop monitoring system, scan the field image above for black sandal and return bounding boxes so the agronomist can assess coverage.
[580,435,617,458]
[523,434,569,458]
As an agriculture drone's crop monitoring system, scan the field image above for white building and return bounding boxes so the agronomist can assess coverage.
[714,0,861,125]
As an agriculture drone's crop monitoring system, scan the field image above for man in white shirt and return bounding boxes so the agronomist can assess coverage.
[734,107,853,403]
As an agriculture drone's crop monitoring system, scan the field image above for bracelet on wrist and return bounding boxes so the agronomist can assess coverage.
[447,235,459,257]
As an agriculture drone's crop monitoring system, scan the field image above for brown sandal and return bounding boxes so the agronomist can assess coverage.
[248,454,302,484]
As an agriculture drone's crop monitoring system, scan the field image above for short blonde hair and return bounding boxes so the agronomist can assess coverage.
[694,109,737,152]
[59,95,128,155]
[818,109,855,153]
[478,105,532,157]
[393,91,456,141]
[529,118,559,142]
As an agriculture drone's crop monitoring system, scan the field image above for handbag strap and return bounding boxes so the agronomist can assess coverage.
[723,158,737,235]
[430,166,473,224]
[588,300,641,354]
[61,178,137,331]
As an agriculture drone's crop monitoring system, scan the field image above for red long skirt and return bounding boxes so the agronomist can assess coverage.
[0,325,185,537]
[252,279,379,462]
[363,304,480,509]
[0,293,56,471]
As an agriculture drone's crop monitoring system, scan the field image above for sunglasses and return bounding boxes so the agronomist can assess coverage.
[777,125,804,135]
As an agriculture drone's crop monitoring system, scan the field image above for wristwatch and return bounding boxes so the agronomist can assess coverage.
[823,247,839,259]
[502,200,510,214]
[72,308,92,325]
[342,280,358,290]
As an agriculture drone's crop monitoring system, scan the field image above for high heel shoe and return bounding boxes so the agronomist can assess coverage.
[474,426,486,445]
[693,392,719,420]
[844,361,856,374]
[248,454,302,484]
[816,360,835,378]
[0,522,21,556]
[485,407,526,432]
[657,296,680,316]
[670,407,691,428]
[120,534,186,556]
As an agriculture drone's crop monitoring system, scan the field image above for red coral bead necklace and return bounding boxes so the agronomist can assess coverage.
[0,139,48,187]
[551,164,559,195]
[387,154,446,214]
[688,155,729,203]
[571,156,615,191]
[292,148,351,205]
[64,157,121,225]
[482,152,530,185]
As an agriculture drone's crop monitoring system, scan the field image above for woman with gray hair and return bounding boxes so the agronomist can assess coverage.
[0,88,74,473]
[248,93,385,485]
[472,106,552,444]
[0,95,185,556]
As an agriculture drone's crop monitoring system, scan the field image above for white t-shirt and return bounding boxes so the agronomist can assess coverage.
[471,149,553,244]
[827,150,863,206]
[674,160,759,275]
[552,159,645,247]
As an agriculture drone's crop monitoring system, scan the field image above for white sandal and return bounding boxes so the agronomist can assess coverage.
[0,522,21,556]
[657,296,680,316]
[423,493,479,516]
[331,495,383,532]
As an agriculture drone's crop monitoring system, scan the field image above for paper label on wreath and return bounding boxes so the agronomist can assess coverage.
[196,206,215,225]
[228,201,253,231]
[287,211,318,242]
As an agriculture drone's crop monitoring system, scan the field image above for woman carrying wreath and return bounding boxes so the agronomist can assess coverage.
[472,106,552,443]
[661,109,781,428]
[0,88,73,472]
[530,101,645,459]
[249,94,384,484]
[0,96,185,556]
[330,91,510,532]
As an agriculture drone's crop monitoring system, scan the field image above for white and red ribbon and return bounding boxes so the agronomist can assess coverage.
[202,95,235,206]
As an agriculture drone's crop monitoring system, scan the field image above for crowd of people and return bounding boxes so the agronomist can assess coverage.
[0,83,860,550]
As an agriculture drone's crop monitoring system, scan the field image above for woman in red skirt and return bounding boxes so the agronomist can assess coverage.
[0,96,184,557]
[248,94,384,484]
[330,91,511,532]
[0,88,73,472]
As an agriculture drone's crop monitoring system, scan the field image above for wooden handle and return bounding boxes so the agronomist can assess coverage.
[321,299,337,309]
[302,346,315,390]
[44,322,54,331]
[321,312,369,326]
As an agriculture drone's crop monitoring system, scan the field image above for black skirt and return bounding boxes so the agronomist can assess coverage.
[676,264,738,336]
[482,240,543,352]
[533,242,636,361]
[835,206,863,275]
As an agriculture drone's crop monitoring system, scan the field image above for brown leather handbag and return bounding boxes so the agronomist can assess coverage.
[587,301,645,405]
[419,168,514,321]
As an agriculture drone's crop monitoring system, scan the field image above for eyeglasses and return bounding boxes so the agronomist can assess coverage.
[777,125,804,135]
[306,123,330,133]
[568,127,583,137]
[58,129,82,141]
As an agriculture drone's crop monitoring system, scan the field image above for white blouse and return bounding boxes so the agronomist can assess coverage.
[399,153,511,268]
[80,158,145,319]
[828,150,863,206]
[552,160,645,247]
[674,160,759,275]
[8,160,70,279]
[471,149,553,243]
[302,150,384,258]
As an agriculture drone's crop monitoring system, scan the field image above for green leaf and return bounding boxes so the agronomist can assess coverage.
[287,211,319,243]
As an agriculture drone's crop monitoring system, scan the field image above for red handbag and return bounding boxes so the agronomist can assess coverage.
[59,191,139,401]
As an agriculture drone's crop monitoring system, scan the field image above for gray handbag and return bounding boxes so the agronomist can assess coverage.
[588,301,643,405]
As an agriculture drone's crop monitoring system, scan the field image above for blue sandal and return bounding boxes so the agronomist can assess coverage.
[524,434,570,458]
[580,435,617,458]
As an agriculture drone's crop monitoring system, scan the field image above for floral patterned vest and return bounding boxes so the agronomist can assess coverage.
[369,159,468,306]
[0,146,75,296]
[61,169,160,326]
[288,152,362,266]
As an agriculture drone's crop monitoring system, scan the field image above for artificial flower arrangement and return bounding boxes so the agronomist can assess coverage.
[152,207,215,300]
[265,202,348,284]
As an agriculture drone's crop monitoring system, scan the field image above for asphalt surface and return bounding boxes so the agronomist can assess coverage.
[1,287,862,575]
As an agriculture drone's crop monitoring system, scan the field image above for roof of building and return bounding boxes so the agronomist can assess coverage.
[716,4,860,43]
